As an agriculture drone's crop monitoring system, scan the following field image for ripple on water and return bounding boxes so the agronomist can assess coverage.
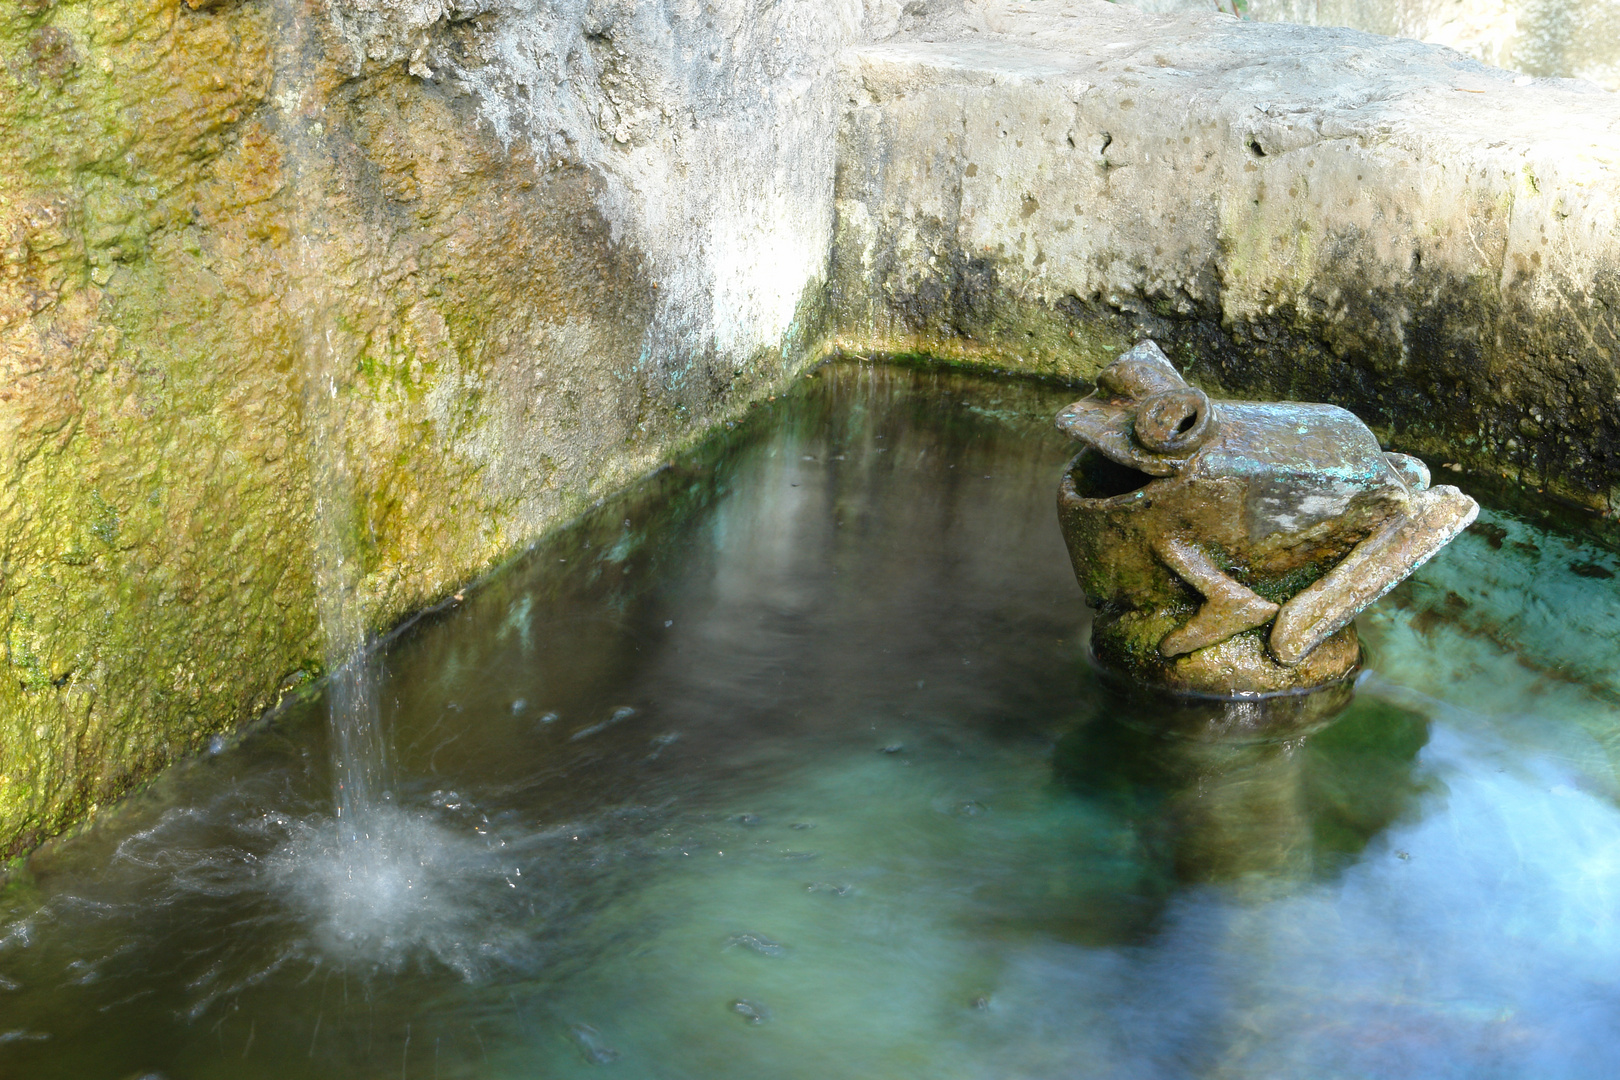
[566,1021,621,1064]
[730,999,770,1024]
[723,932,787,957]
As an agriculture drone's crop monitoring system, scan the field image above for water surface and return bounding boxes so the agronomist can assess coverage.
[4,362,1620,1079]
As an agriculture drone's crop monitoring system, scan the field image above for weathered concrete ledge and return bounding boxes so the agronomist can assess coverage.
[4,0,1620,856]
[831,2,1620,512]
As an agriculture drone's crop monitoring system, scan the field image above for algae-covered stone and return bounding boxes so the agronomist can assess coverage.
[0,0,861,857]
[1,0,306,856]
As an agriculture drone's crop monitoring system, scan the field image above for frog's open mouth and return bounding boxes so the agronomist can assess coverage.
[1071,447,1156,499]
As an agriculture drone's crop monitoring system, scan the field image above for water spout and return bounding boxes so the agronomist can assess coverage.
[304,332,390,839]
[274,0,392,850]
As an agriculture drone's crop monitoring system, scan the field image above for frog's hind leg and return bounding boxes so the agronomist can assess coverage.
[1271,485,1479,665]
[1154,537,1281,658]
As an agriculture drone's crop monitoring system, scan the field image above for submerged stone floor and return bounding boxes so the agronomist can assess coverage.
[3,0,1619,853]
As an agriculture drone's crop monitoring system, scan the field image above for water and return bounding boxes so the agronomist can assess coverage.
[5,362,1620,1078]
[278,0,397,891]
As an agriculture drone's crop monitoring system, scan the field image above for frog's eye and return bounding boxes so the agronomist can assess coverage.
[1133,388,1214,455]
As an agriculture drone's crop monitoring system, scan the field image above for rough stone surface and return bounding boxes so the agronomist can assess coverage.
[831,0,1620,514]
[0,0,891,857]
[1248,0,1620,91]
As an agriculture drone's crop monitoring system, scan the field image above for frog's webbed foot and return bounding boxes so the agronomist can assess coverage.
[1385,452,1431,491]
[1271,485,1479,664]
[1154,537,1280,658]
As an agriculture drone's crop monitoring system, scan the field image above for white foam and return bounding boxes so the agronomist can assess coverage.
[264,803,537,980]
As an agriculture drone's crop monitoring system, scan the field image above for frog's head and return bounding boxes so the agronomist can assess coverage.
[1057,341,1216,478]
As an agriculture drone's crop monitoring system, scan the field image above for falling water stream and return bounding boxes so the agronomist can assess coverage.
[273,0,448,950]
[4,363,1620,1078]
[274,0,393,836]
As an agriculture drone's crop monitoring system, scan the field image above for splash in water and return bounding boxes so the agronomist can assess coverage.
[261,799,543,979]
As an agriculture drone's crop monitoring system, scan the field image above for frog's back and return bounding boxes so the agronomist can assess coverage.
[1187,401,1408,546]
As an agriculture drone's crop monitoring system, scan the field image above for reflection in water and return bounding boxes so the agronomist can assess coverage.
[2,362,1620,1078]
[1054,685,1430,928]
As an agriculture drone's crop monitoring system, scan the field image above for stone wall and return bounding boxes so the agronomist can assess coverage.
[831,0,1620,510]
[0,0,894,856]
[4,0,1620,856]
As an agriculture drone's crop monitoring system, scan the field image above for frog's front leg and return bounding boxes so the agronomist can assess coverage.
[1270,485,1479,664]
[1154,537,1280,657]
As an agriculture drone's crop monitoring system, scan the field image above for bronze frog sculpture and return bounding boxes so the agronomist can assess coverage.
[1057,340,1478,697]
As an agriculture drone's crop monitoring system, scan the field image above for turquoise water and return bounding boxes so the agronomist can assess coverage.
[4,363,1620,1078]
